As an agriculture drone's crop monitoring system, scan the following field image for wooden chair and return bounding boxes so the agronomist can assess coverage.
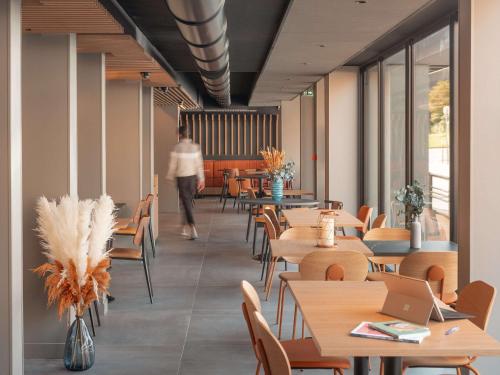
[114,198,156,258]
[277,250,368,339]
[372,213,387,229]
[222,177,240,212]
[279,227,318,240]
[109,216,153,303]
[336,205,373,240]
[246,188,274,254]
[402,281,496,374]
[399,251,458,304]
[240,281,349,375]
[363,228,410,241]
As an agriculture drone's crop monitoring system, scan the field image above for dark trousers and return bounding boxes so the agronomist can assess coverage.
[177,175,197,225]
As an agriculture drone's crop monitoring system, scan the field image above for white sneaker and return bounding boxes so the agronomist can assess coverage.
[190,225,199,240]
[181,225,190,237]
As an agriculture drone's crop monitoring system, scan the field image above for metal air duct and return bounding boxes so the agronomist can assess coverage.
[167,0,231,107]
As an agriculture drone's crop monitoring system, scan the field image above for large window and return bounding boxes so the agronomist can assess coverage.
[361,22,455,240]
[413,27,451,240]
[383,50,406,227]
[363,65,379,218]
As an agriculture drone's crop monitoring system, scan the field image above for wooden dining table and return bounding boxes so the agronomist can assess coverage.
[264,188,314,197]
[288,281,500,375]
[283,208,363,228]
[264,238,373,298]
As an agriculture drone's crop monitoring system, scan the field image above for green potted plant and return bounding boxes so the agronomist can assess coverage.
[395,180,425,248]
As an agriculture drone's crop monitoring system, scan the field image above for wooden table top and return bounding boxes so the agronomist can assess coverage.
[264,189,314,196]
[288,281,500,358]
[283,208,363,228]
[270,238,374,259]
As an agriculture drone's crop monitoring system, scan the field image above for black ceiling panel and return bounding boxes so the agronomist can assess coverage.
[115,0,290,105]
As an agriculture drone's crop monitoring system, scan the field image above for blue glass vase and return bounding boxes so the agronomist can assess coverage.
[64,316,95,371]
[271,177,284,202]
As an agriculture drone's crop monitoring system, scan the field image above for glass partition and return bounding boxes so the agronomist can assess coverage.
[413,27,451,240]
[383,50,406,227]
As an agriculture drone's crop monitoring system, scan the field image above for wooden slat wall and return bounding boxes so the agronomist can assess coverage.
[180,111,280,159]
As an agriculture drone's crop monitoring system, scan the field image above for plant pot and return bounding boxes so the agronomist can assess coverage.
[271,177,284,202]
[64,316,95,371]
[410,220,422,249]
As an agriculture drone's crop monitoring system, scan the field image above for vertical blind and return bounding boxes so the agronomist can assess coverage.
[180,111,280,159]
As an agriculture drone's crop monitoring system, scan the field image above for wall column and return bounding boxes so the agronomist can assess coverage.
[22,33,78,358]
[458,0,500,370]
[0,0,23,372]
[106,80,143,216]
[154,104,179,213]
[142,86,154,195]
[315,78,327,203]
[327,68,359,216]
[77,53,106,198]
[280,96,301,187]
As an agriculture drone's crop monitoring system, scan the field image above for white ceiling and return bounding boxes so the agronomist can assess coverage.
[249,0,433,106]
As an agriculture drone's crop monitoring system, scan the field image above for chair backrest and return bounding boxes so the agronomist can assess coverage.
[399,251,457,298]
[372,214,387,229]
[132,200,146,224]
[279,227,318,240]
[456,280,496,330]
[363,228,410,241]
[299,250,369,281]
[228,177,240,197]
[133,216,150,247]
[228,168,239,177]
[324,200,343,210]
[262,214,277,240]
[356,205,373,233]
[264,207,281,237]
[239,178,252,191]
[253,311,292,375]
[143,194,154,216]
[240,281,262,361]
[247,187,257,199]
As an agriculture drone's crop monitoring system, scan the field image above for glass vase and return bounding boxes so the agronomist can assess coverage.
[64,315,95,371]
[271,177,284,202]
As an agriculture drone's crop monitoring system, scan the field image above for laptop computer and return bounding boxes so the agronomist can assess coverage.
[380,273,473,326]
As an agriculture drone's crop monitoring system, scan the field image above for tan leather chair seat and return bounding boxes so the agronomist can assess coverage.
[404,356,470,368]
[279,271,301,282]
[109,247,142,260]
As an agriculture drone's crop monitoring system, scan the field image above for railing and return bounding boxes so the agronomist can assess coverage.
[428,172,450,218]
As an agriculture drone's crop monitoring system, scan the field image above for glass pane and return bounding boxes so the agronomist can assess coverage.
[383,49,406,227]
[413,27,450,240]
[363,66,379,218]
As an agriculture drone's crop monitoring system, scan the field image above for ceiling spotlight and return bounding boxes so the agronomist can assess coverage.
[355,0,367,4]
[160,87,168,93]
[141,72,150,80]
[319,44,326,48]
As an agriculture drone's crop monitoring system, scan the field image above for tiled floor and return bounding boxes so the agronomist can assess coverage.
[25,198,453,374]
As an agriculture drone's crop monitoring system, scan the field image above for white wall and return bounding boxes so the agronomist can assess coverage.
[0,0,23,372]
[467,0,500,370]
[315,78,326,203]
[77,53,105,199]
[22,33,78,358]
[142,86,154,195]
[106,80,143,217]
[280,95,301,187]
[300,94,315,193]
[327,68,359,217]
[154,104,179,213]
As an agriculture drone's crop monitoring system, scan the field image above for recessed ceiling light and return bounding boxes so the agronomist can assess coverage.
[319,44,326,48]
[355,0,367,4]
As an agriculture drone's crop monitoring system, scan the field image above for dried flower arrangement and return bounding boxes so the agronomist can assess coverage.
[33,195,116,318]
[260,147,295,181]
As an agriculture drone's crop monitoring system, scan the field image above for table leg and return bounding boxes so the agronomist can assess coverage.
[354,357,369,375]
[383,357,402,375]
[258,179,264,197]
[265,257,277,300]
[246,203,253,242]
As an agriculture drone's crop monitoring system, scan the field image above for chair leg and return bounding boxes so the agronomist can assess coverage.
[260,231,267,263]
[260,237,268,281]
[276,280,284,324]
[148,223,156,258]
[255,361,261,375]
[93,300,101,327]
[246,208,252,242]
[88,307,96,337]
[252,221,258,255]
[278,284,287,339]
[142,258,154,304]
[457,368,462,375]
[342,227,346,236]
[222,197,227,213]
[301,318,305,338]
[292,303,298,339]
[265,255,276,301]
[464,365,480,375]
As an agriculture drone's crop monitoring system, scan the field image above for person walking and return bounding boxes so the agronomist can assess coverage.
[167,125,205,239]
